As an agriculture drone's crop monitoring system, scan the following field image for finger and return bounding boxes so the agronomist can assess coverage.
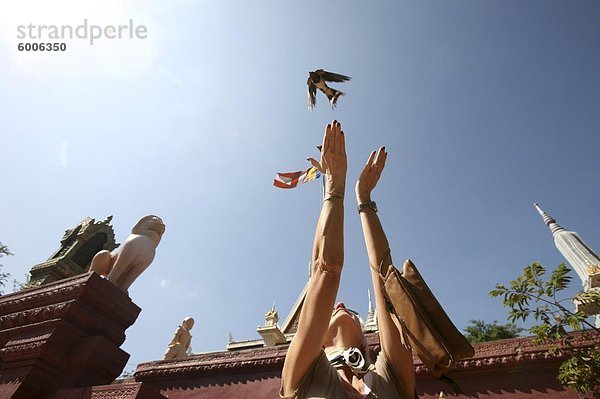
[374,147,387,176]
[339,129,346,156]
[330,120,337,153]
[334,121,344,155]
[323,123,332,153]
[306,157,323,172]
[366,150,376,167]
[380,147,387,169]
[374,146,387,168]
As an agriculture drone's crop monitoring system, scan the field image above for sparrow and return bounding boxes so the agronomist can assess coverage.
[307,69,351,110]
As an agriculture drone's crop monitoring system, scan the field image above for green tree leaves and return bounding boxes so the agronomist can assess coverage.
[463,320,523,343]
[491,262,600,397]
[0,242,13,294]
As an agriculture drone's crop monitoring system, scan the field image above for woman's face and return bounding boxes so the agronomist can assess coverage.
[323,302,364,350]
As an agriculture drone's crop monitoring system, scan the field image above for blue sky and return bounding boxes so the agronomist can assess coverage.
[1,1,599,370]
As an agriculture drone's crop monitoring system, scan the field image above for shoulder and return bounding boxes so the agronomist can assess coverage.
[280,351,339,399]
[372,351,414,399]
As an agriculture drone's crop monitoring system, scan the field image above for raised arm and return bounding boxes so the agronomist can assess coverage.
[356,147,415,396]
[281,121,347,396]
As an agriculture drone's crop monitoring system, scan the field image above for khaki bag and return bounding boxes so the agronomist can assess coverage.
[375,251,474,381]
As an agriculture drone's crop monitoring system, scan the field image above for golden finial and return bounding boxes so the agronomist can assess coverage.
[585,260,600,275]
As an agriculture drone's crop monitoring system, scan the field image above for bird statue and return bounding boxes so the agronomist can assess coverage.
[307,69,351,110]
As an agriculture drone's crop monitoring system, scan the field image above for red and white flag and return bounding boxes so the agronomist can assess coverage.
[274,170,304,189]
[274,167,321,189]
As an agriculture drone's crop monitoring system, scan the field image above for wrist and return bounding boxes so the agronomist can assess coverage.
[326,181,346,196]
[356,192,371,204]
[324,192,344,202]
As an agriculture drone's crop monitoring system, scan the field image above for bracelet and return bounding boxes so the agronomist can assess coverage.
[324,192,344,202]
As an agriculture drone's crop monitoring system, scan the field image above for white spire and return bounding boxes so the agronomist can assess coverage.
[534,203,600,289]
[365,289,377,330]
[533,203,565,235]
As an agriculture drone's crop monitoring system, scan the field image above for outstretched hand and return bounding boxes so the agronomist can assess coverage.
[356,147,387,203]
[307,120,347,194]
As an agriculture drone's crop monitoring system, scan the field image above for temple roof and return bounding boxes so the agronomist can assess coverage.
[281,279,309,334]
[136,331,598,381]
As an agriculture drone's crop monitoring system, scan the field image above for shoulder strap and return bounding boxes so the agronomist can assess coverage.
[369,248,393,279]
[438,374,464,395]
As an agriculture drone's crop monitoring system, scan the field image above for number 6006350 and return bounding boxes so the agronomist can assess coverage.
[18,42,66,51]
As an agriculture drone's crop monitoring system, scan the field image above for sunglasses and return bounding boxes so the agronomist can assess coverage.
[333,307,360,317]
[346,308,360,317]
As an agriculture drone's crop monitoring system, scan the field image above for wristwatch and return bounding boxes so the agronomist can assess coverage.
[357,201,377,213]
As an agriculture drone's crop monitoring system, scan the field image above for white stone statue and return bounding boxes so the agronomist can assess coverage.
[163,317,195,360]
[89,215,165,292]
[264,304,279,327]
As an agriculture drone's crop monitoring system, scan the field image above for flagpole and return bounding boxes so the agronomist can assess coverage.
[321,171,326,200]
[312,146,325,280]
[318,145,325,201]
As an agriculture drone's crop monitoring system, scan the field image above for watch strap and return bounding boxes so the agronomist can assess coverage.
[358,201,377,213]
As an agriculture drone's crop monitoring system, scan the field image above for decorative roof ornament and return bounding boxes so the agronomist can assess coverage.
[264,303,279,327]
[586,260,600,276]
[25,215,119,288]
[257,302,286,347]
[163,317,195,360]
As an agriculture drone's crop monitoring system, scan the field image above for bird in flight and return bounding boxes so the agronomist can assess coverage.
[307,69,351,110]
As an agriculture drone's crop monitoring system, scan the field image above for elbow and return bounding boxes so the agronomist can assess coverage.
[312,235,344,275]
[313,254,344,276]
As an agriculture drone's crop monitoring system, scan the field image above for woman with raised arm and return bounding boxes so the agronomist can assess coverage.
[356,147,416,397]
[280,121,415,398]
